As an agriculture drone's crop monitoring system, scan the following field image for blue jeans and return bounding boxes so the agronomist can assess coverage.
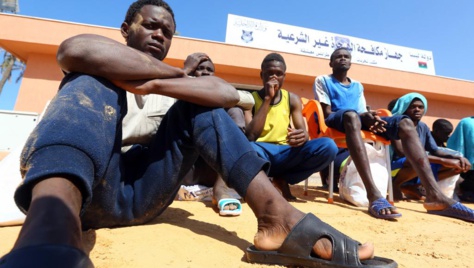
[16,73,268,229]
[251,138,337,184]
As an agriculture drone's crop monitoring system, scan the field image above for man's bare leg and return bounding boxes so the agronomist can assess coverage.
[271,177,297,201]
[393,164,418,200]
[13,177,83,250]
[10,173,374,261]
[397,119,456,210]
[343,112,398,215]
[246,171,374,260]
[214,176,239,211]
[394,164,458,201]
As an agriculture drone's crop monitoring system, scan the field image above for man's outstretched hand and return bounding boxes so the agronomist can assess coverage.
[360,111,387,134]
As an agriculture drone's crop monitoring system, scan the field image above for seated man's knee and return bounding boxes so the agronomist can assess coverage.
[311,138,337,163]
[342,111,361,130]
[325,139,338,159]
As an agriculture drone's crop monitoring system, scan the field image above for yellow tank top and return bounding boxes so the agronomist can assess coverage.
[252,89,290,145]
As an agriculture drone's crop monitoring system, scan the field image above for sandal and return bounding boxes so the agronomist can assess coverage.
[369,198,402,220]
[217,198,242,216]
[427,202,474,222]
[246,213,397,267]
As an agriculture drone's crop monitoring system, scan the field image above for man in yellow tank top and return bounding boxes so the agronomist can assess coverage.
[245,53,338,200]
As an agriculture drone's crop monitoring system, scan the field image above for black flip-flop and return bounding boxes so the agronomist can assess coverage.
[246,213,397,267]
[0,244,94,268]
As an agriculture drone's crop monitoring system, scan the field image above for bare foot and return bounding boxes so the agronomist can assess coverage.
[315,239,374,260]
[368,197,400,217]
[271,177,297,201]
[225,204,238,210]
[376,206,400,216]
[423,189,456,211]
[423,198,456,211]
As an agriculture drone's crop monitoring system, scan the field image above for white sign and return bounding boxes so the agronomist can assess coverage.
[225,14,435,75]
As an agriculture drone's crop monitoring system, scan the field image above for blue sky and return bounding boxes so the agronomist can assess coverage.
[1,0,472,110]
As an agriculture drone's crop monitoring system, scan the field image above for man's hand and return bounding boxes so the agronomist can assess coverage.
[454,156,472,173]
[287,128,307,147]
[183,52,209,76]
[441,157,470,173]
[360,111,387,134]
[264,78,278,100]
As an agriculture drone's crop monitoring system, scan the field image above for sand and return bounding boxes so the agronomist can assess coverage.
[1,182,473,268]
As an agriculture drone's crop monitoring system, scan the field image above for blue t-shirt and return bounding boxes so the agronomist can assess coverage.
[313,75,366,113]
[392,121,438,161]
[391,121,440,181]
[417,121,439,153]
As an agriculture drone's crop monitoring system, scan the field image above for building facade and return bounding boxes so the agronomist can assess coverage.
[1,13,473,158]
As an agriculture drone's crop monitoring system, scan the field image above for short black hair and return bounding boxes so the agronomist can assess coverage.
[124,0,176,31]
[387,98,398,112]
[433,119,453,132]
[261,53,286,71]
[330,47,350,62]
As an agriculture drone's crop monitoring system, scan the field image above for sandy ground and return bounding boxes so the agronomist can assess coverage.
[1,177,474,268]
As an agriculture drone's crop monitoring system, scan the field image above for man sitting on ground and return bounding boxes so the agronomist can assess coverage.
[390,93,470,200]
[181,52,251,216]
[245,52,338,200]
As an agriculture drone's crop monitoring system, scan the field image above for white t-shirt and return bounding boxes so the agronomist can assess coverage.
[121,90,254,152]
[121,92,176,152]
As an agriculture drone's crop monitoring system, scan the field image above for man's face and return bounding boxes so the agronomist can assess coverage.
[260,60,286,90]
[121,5,175,61]
[194,60,215,77]
[330,49,351,71]
[404,99,425,122]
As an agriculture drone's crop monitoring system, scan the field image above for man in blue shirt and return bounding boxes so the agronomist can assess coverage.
[314,48,472,222]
